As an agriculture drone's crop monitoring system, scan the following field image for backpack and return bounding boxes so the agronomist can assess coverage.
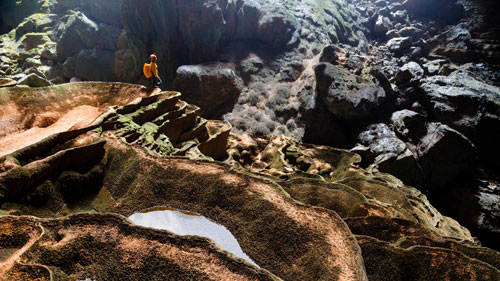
[143,63,152,78]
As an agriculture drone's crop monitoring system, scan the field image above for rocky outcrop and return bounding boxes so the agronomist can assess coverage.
[0,0,122,84]
[55,11,100,59]
[116,0,364,83]
[420,68,500,170]
[395,61,424,85]
[173,63,243,119]
[2,82,500,281]
[356,123,425,189]
[416,122,477,191]
[98,90,232,160]
[355,119,478,192]
[315,62,387,120]
[16,73,52,87]
[55,11,120,81]
[0,82,155,156]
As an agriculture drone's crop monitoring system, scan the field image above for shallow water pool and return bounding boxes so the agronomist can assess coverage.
[128,208,258,266]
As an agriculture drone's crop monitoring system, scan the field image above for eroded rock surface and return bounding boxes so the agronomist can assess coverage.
[173,63,243,119]
[2,0,500,279]
[1,83,498,280]
[0,214,280,281]
[314,62,388,120]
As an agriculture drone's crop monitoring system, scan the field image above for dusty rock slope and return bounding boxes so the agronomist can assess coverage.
[0,82,499,280]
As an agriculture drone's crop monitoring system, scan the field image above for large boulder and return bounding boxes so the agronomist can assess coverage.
[173,64,243,119]
[395,61,424,85]
[420,69,500,170]
[314,62,387,120]
[386,36,412,55]
[391,109,427,141]
[358,123,425,189]
[374,15,393,36]
[16,73,52,87]
[55,11,100,59]
[420,69,500,138]
[416,122,477,191]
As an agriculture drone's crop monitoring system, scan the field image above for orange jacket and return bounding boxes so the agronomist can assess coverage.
[143,62,158,78]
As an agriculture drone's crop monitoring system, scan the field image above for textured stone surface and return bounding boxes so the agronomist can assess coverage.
[416,122,477,191]
[16,73,52,87]
[173,63,243,119]
[2,83,496,281]
[315,62,387,120]
[420,69,500,170]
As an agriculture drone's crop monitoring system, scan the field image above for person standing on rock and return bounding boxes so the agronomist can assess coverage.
[143,54,162,88]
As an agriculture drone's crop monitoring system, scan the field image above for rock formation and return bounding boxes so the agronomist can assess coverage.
[0,82,497,280]
[1,0,500,280]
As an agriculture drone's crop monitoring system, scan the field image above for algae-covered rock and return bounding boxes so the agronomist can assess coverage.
[0,0,51,32]
[55,11,99,59]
